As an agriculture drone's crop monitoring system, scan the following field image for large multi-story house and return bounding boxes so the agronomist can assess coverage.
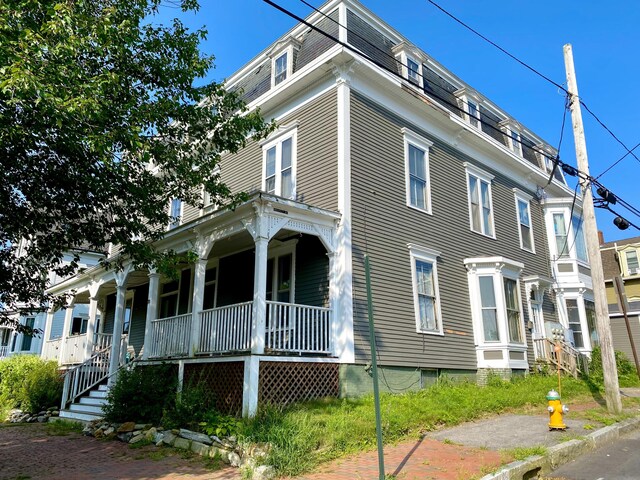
[0,246,104,360]
[600,234,640,362]
[41,0,596,420]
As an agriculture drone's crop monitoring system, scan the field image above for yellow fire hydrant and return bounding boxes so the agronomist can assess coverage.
[547,389,568,430]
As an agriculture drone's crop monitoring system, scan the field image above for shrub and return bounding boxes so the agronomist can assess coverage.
[103,363,178,424]
[161,380,216,430]
[588,346,639,387]
[0,355,62,412]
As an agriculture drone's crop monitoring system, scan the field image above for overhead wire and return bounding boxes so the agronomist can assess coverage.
[424,0,640,178]
[264,0,640,226]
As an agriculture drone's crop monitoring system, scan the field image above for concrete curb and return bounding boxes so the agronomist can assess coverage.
[479,416,640,480]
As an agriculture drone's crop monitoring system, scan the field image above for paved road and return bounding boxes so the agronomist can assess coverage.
[549,429,640,480]
[0,423,240,480]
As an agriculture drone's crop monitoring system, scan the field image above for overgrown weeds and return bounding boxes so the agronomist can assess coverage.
[0,355,62,414]
[46,419,83,436]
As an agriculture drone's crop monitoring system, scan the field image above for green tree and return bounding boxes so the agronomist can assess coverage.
[0,0,272,330]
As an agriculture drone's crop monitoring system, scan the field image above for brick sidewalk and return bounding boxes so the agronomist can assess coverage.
[295,437,506,480]
[0,423,240,480]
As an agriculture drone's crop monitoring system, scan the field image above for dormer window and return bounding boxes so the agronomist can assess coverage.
[392,42,426,90]
[454,88,482,129]
[268,37,301,88]
[499,120,523,156]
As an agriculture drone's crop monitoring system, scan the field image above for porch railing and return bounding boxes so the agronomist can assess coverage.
[0,345,8,358]
[94,333,113,351]
[198,302,253,354]
[266,301,331,354]
[60,334,88,365]
[61,344,111,409]
[42,338,62,361]
[149,313,192,358]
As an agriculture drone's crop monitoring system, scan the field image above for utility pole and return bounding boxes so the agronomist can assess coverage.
[564,44,622,414]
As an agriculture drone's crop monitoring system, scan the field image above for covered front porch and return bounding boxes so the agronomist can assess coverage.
[46,193,342,416]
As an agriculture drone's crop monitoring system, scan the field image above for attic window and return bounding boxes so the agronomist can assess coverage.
[269,37,301,88]
[454,88,482,129]
[499,120,523,157]
[392,42,426,90]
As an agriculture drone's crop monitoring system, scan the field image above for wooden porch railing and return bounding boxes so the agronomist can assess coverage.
[198,302,253,354]
[533,338,584,378]
[148,313,192,358]
[60,334,88,365]
[94,333,113,351]
[61,344,111,409]
[42,338,62,361]
[266,301,332,354]
[0,345,8,358]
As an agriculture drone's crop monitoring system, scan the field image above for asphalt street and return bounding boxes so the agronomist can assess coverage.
[549,429,640,480]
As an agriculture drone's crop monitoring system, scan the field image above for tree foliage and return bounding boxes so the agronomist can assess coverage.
[0,0,273,330]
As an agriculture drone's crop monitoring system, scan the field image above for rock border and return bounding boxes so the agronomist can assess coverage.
[84,420,275,480]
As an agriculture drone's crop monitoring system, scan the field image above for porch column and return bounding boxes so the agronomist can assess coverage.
[108,267,131,384]
[41,307,55,359]
[190,234,214,356]
[242,355,260,417]
[58,296,75,365]
[251,236,269,355]
[84,296,99,359]
[142,270,161,360]
[190,258,208,355]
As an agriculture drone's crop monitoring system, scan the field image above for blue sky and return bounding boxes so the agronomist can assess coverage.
[159,0,639,242]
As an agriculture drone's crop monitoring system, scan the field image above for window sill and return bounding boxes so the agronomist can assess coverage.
[407,204,432,216]
[470,229,496,241]
[416,329,444,336]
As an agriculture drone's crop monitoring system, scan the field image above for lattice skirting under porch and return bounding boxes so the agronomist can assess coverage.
[183,362,244,415]
[258,361,339,406]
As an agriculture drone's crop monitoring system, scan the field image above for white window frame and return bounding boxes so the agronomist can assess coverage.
[267,241,297,304]
[268,37,301,88]
[402,128,433,214]
[464,257,527,369]
[260,124,298,200]
[513,189,535,253]
[625,249,640,275]
[546,207,588,264]
[454,88,482,130]
[392,42,426,90]
[464,162,495,238]
[168,198,182,230]
[408,244,443,335]
[509,128,523,156]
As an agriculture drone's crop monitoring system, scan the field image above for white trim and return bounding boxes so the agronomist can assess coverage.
[335,69,355,363]
[408,245,443,336]
[402,128,433,215]
[269,37,301,88]
[513,189,535,253]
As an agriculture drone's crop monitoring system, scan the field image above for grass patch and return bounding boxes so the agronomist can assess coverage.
[502,445,547,461]
[239,375,594,476]
[45,419,83,436]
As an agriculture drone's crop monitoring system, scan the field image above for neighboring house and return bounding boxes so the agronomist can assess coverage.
[43,0,595,420]
[600,234,640,361]
[0,247,104,360]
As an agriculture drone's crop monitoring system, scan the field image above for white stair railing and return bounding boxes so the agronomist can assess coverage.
[61,344,111,409]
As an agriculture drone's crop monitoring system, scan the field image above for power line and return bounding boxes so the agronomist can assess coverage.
[595,141,640,180]
[263,0,640,227]
[425,0,640,177]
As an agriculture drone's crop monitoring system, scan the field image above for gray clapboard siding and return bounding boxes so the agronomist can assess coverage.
[128,284,149,356]
[220,89,338,211]
[350,92,556,370]
[610,315,640,363]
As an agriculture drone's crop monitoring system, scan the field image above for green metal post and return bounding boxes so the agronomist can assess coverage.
[365,254,385,480]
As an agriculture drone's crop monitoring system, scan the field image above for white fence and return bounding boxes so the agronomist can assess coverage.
[266,301,331,354]
[198,302,253,354]
[148,313,192,358]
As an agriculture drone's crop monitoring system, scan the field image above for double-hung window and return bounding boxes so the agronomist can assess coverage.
[262,126,297,200]
[403,128,432,213]
[571,214,587,262]
[467,99,480,128]
[478,276,499,341]
[465,163,494,237]
[168,198,182,230]
[626,250,639,274]
[514,190,534,252]
[504,278,523,343]
[566,299,583,348]
[409,245,442,335]
[269,37,300,87]
[274,52,288,85]
[407,57,420,85]
[553,213,568,257]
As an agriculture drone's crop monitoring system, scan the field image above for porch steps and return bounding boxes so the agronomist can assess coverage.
[59,384,108,422]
